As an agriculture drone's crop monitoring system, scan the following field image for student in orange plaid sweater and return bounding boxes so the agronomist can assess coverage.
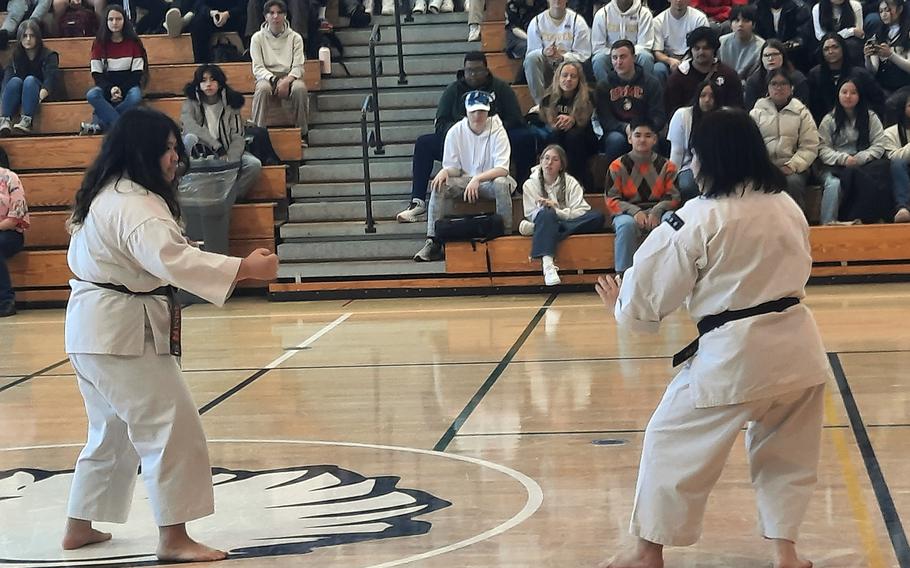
[606,117,681,273]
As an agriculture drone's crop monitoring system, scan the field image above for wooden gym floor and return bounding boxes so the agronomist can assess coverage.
[1,284,909,567]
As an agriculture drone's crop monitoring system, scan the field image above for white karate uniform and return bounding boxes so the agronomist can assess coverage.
[614,186,831,546]
[65,179,241,527]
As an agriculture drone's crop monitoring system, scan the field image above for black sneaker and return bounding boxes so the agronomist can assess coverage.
[0,299,16,317]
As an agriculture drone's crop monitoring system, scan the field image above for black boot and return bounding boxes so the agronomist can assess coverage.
[0,299,16,317]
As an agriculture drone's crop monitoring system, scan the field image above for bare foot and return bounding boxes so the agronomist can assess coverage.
[157,524,227,563]
[62,518,112,550]
[771,538,812,568]
[598,538,664,568]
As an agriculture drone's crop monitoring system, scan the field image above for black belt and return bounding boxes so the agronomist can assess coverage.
[87,282,182,357]
[671,297,800,367]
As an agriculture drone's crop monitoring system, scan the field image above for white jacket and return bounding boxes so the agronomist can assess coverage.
[250,22,306,82]
[615,186,831,407]
[592,0,655,56]
[749,97,819,173]
[521,166,591,221]
[884,124,910,161]
[526,9,593,63]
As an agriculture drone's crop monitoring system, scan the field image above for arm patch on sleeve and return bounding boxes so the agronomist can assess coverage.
[665,212,685,231]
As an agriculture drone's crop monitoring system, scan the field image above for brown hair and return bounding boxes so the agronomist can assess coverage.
[542,61,593,126]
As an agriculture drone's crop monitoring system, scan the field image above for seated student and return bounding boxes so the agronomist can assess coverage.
[54,0,101,37]
[652,0,710,83]
[180,0,246,62]
[667,78,719,200]
[808,32,885,124]
[81,5,146,135]
[397,52,531,223]
[523,0,591,106]
[884,88,910,222]
[605,117,680,273]
[744,39,810,108]
[753,0,811,71]
[505,0,549,59]
[531,61,597,188]
[719,5,765,80]
[0,158,28,318]
[863,0,910,94]
[749,68,819,213]
[180,64,263,254]
[250,0,309,141]
[0,21,59,136]
[414,91,515,262]
[591,0,657,83]
[665,26,743,116]
[520,144,605,286]
[817,76,888,223]
[595,39,666,163]
[0,0,51,49]
[812,0,866,63]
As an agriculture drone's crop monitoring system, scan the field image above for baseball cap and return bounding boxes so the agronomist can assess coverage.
[464,90,494,113]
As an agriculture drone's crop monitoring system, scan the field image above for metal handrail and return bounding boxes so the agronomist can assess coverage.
[360,95,377,234]
[391,0,409,84]
[367,24,385,154]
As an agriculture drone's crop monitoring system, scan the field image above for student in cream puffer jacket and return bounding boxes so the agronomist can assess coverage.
[748,68,819,214]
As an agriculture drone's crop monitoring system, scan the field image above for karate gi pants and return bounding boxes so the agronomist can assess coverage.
[630,371,825,546]
[67,329,214,527]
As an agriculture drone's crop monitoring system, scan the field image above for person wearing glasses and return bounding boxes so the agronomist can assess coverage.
[744,39,809,109]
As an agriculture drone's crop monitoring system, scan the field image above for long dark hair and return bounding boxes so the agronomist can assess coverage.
[70,108,187,227]
[757,39,796,79]
[819,0,857,33]
[94,5,148,86]
[818,32,853,71]
[832,76,872,150]
[690,107,786,197]
[12,20,44,71]
[690,79,719,147]
[183,63,245,109]
[875,0,910,45]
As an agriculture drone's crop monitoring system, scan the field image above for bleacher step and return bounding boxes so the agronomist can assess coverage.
[288,198,410,221]
[280,220,425,239]
[277,237,422,261]
[277,259,446,280]
[345,40,479,58]
[291,180,408,199]
[309,106,435,126]
[298,159,413,182]
[367,12,468,25]
[320,72,453,92]
[304,143,416,161]
[316,89,440,111]
[336,23,471,46]
[309,122,431,145]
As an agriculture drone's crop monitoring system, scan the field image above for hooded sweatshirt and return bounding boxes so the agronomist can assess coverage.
[181,88,246,163]
[526,8,593,62]
[434,70,524,136]
[250,22,305,82]
[595,63,666,134]
[592,0,656,56]
[522,166,591,221]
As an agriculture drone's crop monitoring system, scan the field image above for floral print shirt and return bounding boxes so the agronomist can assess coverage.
[0,169,29,233]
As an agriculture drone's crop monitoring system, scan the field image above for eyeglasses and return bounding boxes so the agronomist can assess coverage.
[763,51,783,59]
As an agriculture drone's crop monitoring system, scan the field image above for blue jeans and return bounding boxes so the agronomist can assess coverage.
[892,158,910,210]
[820,171,841,224]
[603,131,631,163]
[530,208,605,258]
[677,169,698,202]
[0,230,24,303]
[86,86,143,130]
[592,50,656,84]
[1,76,41,118]
[426,176,514,237]
[612,210,673,273]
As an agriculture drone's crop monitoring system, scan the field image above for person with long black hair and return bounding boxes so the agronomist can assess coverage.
[812,0,865,61]
[667,78,719,201]
[864,0,910,92]
[595,107,829,568]
[0,20,59,136]
[807,32,884,122]
[743,39,810,109]
[81,5,147,135]
[61,107,278,562]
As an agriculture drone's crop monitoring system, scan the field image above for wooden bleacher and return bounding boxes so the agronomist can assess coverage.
[8,33,319,304]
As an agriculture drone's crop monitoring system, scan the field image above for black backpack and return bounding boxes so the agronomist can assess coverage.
[434,214,506,243]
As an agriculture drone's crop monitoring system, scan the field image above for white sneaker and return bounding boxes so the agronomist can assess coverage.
[543,264,561,286]
[414,238,443,262]
[440,0,454,11]
[397,198,427,222]
[381,0,395,15]
[164,7,183,37]
[467,23,480,41]
[518,219,534,236]
[0,117,11,137]
[412,0,426,12]
[895,208,910,223]
[427,0,441,13]
[365,0,373,12]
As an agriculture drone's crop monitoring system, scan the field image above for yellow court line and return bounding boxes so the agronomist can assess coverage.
[824,389,887,568]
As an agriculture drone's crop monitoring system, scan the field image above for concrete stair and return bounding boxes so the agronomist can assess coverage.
[278,12,470,282]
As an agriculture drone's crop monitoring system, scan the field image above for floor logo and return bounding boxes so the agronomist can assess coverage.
[0,464,452,567]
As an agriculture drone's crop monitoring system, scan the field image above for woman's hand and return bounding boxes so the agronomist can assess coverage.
[595,274,622,311]
[845,155,858,167]
[537,197,558,208]
[236,248,279,282]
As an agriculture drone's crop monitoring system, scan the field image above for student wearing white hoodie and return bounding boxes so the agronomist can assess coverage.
[520,144,605,285]
[250,0,309,137]
[591,0,657,83]
[524,0,592,104]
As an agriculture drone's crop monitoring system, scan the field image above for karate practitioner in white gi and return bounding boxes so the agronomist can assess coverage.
[595,108,831,568]
[61,108,279,562]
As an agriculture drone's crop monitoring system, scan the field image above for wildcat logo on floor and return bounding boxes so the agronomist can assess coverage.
[0,465,452,567]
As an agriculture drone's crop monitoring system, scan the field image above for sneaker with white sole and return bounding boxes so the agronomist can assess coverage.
[0,117,11,137]
[427,0,441,12]
[412,0,426,12]
[440,0,454,11]
[518,219,534,236]
[896,207,910,223]
[164,7,183,37]
[396,198,426,222]
[543,264,560,286]
[414,238,443,262]
[13,115,32,134]
[381,0,395,15]
[79,122,101,135]
[468,23,480,41]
